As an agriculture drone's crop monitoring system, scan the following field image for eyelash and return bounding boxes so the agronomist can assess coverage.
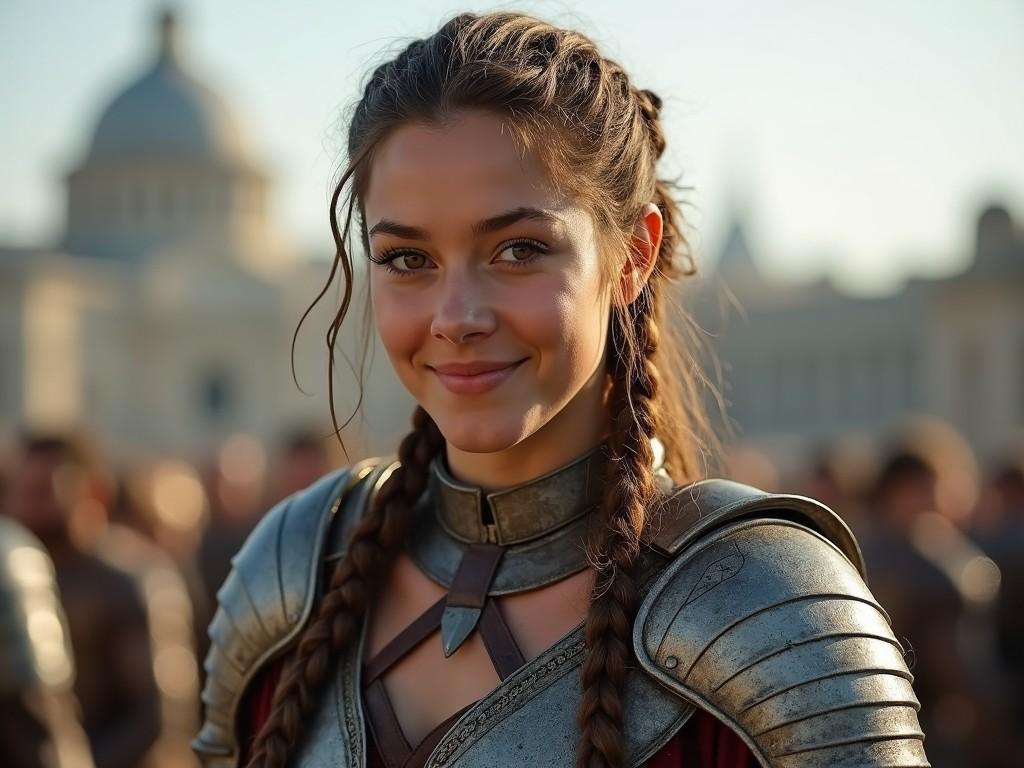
[369,238,548,277]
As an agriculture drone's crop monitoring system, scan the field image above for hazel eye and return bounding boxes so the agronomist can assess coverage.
[398,252,428,270]
[370,248,434,276]
[494,239,546,265]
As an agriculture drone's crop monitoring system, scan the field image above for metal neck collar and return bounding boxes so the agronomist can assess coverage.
[409,444,607,595]
[427,444,606,546]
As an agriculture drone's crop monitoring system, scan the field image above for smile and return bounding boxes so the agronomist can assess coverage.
[429,359,527,395]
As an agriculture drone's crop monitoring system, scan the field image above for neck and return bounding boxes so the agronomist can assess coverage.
[444,363,610,491]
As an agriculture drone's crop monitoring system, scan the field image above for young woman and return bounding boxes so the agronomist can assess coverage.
[193,12,928,768]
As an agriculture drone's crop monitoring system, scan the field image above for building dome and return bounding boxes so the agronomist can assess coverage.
[85,11,248,165]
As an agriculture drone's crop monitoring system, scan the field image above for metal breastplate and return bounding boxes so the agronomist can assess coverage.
[293,445,694,767]
[292,621,369,765]
[199,450,922,768]
[296,617,691,767]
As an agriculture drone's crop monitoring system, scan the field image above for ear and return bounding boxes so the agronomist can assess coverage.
[614,202,663,307]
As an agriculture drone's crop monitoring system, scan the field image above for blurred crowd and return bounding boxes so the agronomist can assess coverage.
[0,427,337,768]
[1,418,1022,767]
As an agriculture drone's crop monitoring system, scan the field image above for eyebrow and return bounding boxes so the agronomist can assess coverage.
[367,206,562,240]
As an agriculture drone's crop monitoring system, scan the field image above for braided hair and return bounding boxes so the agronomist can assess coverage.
[246,407,444,766]
[257,12,716,767]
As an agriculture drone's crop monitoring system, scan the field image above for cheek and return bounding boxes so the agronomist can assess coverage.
[371,281,426,368]
[514,271,607,375]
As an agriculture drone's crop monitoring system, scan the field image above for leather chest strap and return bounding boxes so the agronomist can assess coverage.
[440,544,503,657]
[446,544,503,607]
[364,597,447,685]
[477,600,525,680]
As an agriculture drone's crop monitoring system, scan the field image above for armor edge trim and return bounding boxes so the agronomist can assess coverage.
[651,479,866,578]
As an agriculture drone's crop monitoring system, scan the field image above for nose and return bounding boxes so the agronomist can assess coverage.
[430,273,496,345]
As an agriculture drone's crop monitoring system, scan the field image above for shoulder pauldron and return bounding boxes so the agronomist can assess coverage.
[192,458,394,766]
[635,480,929,767]
[0,517,75,692]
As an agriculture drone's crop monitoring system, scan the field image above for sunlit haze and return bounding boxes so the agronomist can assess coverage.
[2,0,1022,295]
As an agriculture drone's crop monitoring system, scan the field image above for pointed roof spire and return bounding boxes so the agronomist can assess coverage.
[720,202,761,280]
[718,215,758,275]
[157,7,181,66]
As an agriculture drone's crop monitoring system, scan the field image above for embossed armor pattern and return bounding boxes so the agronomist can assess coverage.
[422,627,693,768]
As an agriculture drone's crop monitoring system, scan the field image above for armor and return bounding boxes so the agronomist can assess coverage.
[407,447,604,596]
[193,459,391,764]
[291,610,692,768]
[194,460,928,768]
[0,516,95,768]
[635,481,928,767]
[0,517,75,693]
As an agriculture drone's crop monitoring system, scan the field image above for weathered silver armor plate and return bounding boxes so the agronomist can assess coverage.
[634,516,928,767]
[195,457,929,768]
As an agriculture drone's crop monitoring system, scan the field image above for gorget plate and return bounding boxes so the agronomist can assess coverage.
[407,495,593,595]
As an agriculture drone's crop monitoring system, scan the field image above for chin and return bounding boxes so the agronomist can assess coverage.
[432,411,526,454]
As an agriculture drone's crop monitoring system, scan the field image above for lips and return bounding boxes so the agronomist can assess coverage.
[429,359,526,395]
[431,360,523,376]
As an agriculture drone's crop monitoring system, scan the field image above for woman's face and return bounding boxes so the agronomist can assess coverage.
[363,110,613,458]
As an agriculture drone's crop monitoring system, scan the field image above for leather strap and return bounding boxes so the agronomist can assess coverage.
[364,596,446,685]
[441,543,506,657]
[362,545,526,766]
[365,677,412,768]
[446,544,504,607]
[364,631,481,768]
[477,599,526,680]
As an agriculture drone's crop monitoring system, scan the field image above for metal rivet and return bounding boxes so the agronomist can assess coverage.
[664,656,678,670]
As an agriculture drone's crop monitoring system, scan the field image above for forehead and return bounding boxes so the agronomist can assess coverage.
[363,111,565,227]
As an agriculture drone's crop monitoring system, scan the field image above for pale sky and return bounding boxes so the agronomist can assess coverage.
[1,0,1022,295]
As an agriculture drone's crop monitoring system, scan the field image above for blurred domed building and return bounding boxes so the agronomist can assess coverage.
[0,10,411,461]
[62,12,281,269]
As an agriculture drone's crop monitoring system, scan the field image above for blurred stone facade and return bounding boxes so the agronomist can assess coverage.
[1,12,1019,468]
[695,202,1024,468]
[0,12,411,462]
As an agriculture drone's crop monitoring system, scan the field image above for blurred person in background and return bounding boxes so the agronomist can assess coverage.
[860,443,1019,767]
[972,457,1024,750]
[195,434,267,666]
[2,431,161,768]
[796,439,877,540]
[101,466,204,768]
[264,427,336,507]
[112,463,211,676]
[721,443,779,493]
[0,515,95,768]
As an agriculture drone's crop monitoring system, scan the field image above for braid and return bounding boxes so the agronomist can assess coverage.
[577,281,661,768]
[247,406,444,768]
[634,88,666,160]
